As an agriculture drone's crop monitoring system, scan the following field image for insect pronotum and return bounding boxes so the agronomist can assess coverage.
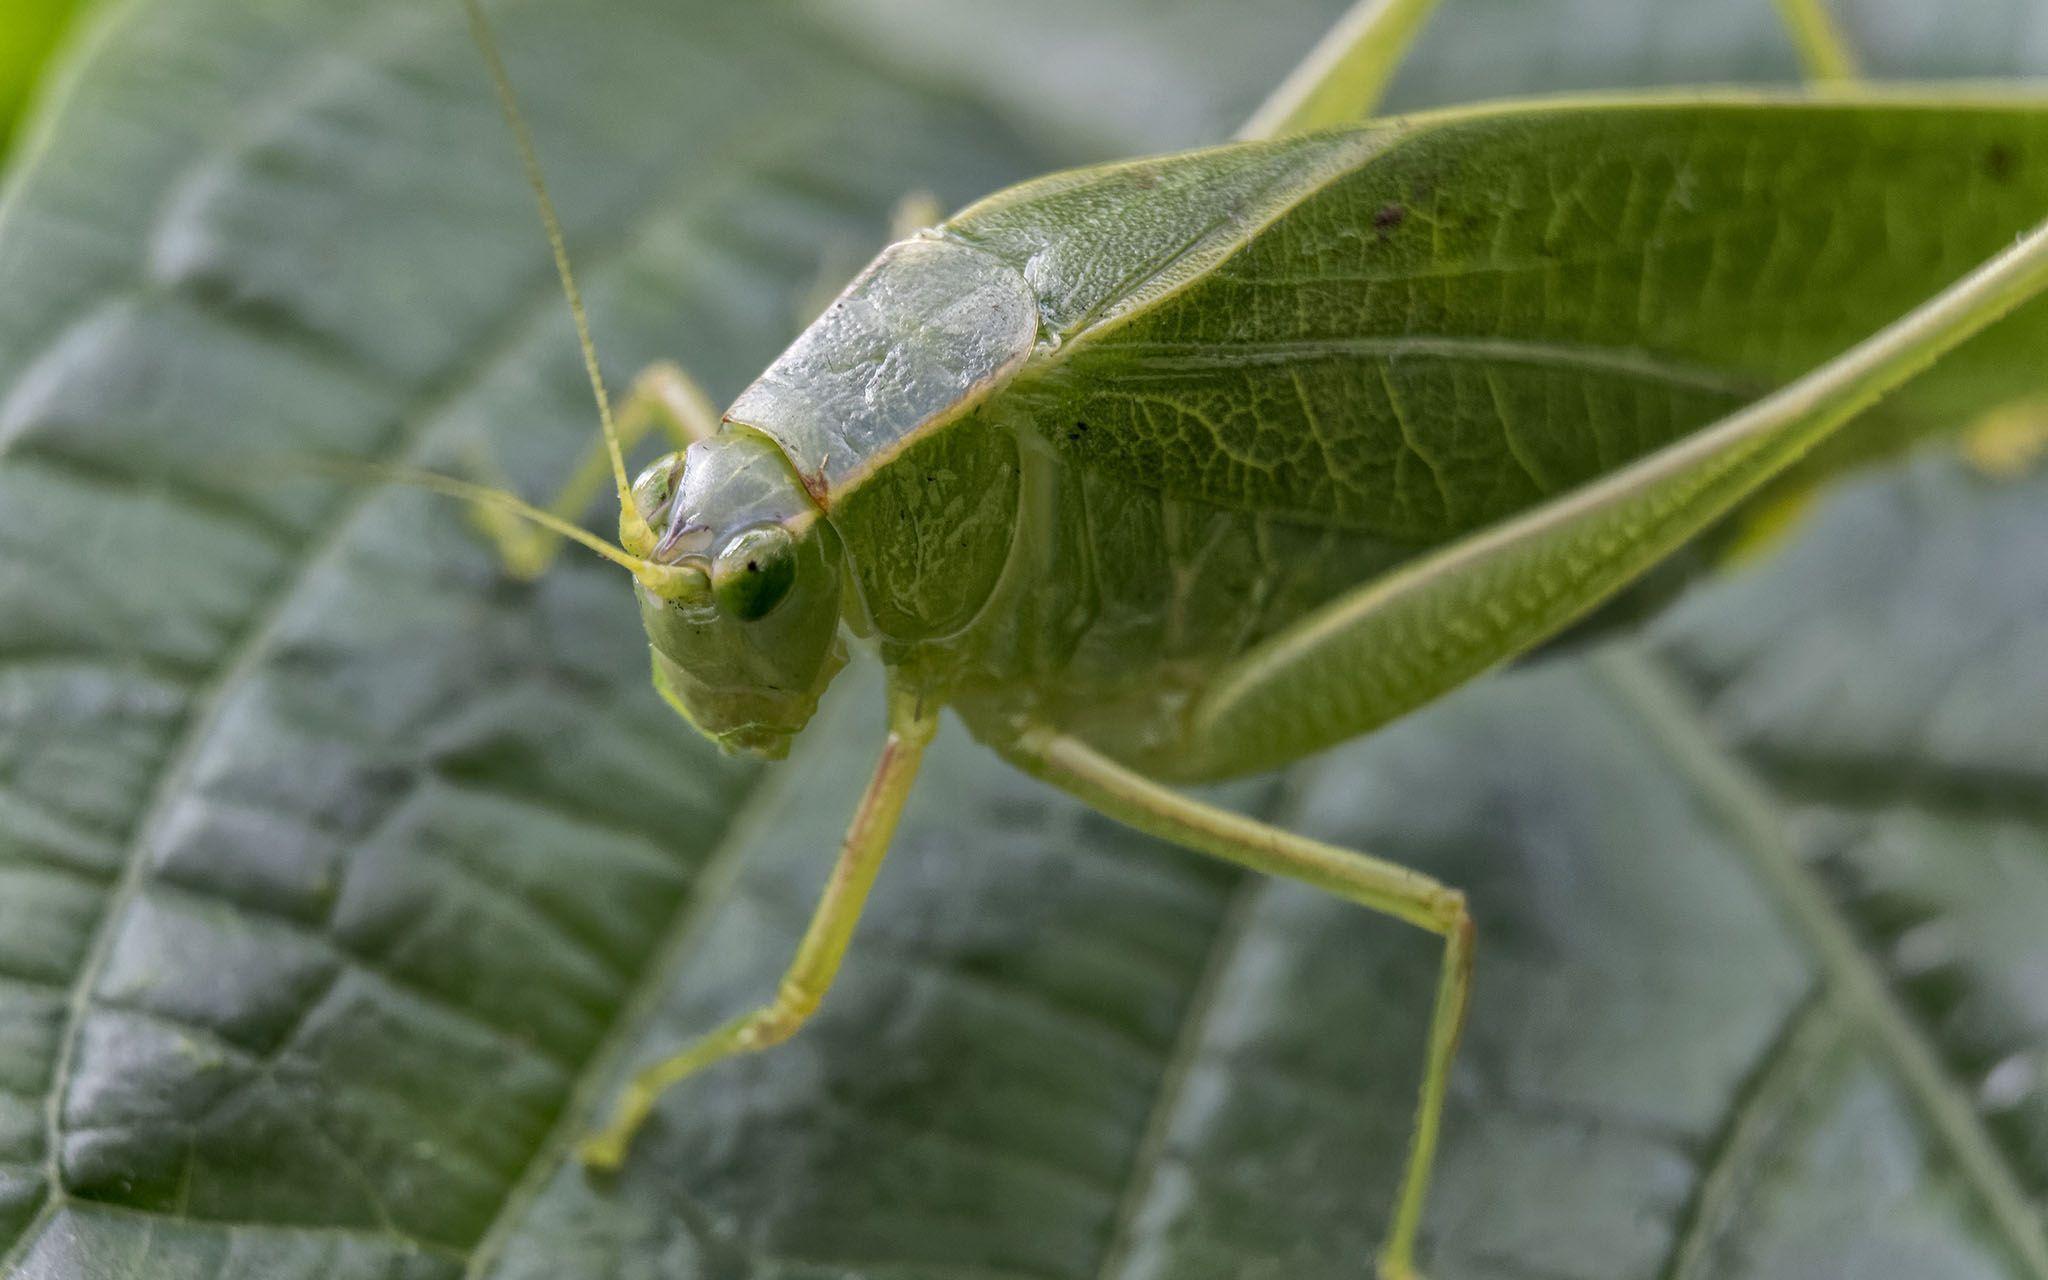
[435,1,2048,1274]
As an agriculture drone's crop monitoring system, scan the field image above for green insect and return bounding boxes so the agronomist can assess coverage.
[428,0,2048,1274]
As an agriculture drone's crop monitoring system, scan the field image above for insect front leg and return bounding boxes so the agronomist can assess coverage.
[1009,727,1472,1280]
[472,359,723,579]
[579,687,938,1170]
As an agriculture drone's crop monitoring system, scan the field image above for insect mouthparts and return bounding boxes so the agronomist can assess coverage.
[654,519,710,562]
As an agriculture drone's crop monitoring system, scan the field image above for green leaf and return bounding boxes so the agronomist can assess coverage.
[3,3,2047,1280]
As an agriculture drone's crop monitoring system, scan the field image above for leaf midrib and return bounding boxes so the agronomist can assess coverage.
[457,703,820,1277]
[1089,872,1267,1280]
[0,75,832,1280]
[1602,644,2048,1280]
[0,0,1234,1266]
[7,286,592,1262]
[1658,994,1842,1280]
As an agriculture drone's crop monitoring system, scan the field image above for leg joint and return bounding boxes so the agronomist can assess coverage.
[740,983,820,1050]
[1426,885,1470,937]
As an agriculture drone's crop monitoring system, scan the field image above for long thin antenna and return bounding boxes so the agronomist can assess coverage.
[305,458,696,595]
[459,0,654,554]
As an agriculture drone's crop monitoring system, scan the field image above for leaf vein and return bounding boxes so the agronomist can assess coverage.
[1090,871,1266,1280]
[1603,646,2048,1279]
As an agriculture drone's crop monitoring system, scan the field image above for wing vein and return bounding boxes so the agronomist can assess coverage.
[1090,335,1760,399]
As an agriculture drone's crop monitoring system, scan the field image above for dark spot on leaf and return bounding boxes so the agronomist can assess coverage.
[1985,143,2017,183]
[1373,203,1406,231]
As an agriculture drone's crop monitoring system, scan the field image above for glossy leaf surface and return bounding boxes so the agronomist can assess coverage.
[1,1,2045,1278]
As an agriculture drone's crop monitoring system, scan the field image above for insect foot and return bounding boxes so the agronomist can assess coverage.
[575,979,825,1171]
[576,1004,780,1172]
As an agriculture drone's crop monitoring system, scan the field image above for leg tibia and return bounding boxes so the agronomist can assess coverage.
[1013,727,1473,1280]
[579,694,936,1170]
[1381,893,1473,1280]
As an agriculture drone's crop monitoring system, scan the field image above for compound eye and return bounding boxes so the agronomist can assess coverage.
[630,454,684,527]
[712,526,797,621]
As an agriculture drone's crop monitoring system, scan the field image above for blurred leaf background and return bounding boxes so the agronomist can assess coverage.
[0,2,2045,1278]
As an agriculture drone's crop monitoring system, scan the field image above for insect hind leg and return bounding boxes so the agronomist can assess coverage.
[1009,726,1472,1280]
[470,360,722,579]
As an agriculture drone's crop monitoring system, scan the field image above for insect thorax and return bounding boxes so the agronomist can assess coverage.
[820,405,1406,778]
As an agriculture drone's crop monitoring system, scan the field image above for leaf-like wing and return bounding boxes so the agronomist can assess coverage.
[1192,219,2048,771]
[961,97,2048,540]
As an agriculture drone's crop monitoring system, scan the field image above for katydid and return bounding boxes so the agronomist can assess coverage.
[439,0,2048,1275]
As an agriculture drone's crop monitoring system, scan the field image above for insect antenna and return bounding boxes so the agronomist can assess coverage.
[301,458,700,596]
[459,0,655,557]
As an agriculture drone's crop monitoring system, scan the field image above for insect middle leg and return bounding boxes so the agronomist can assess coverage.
[579,690,939,1170]
[1010,726,1472,1280]
[473,359,722,578]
